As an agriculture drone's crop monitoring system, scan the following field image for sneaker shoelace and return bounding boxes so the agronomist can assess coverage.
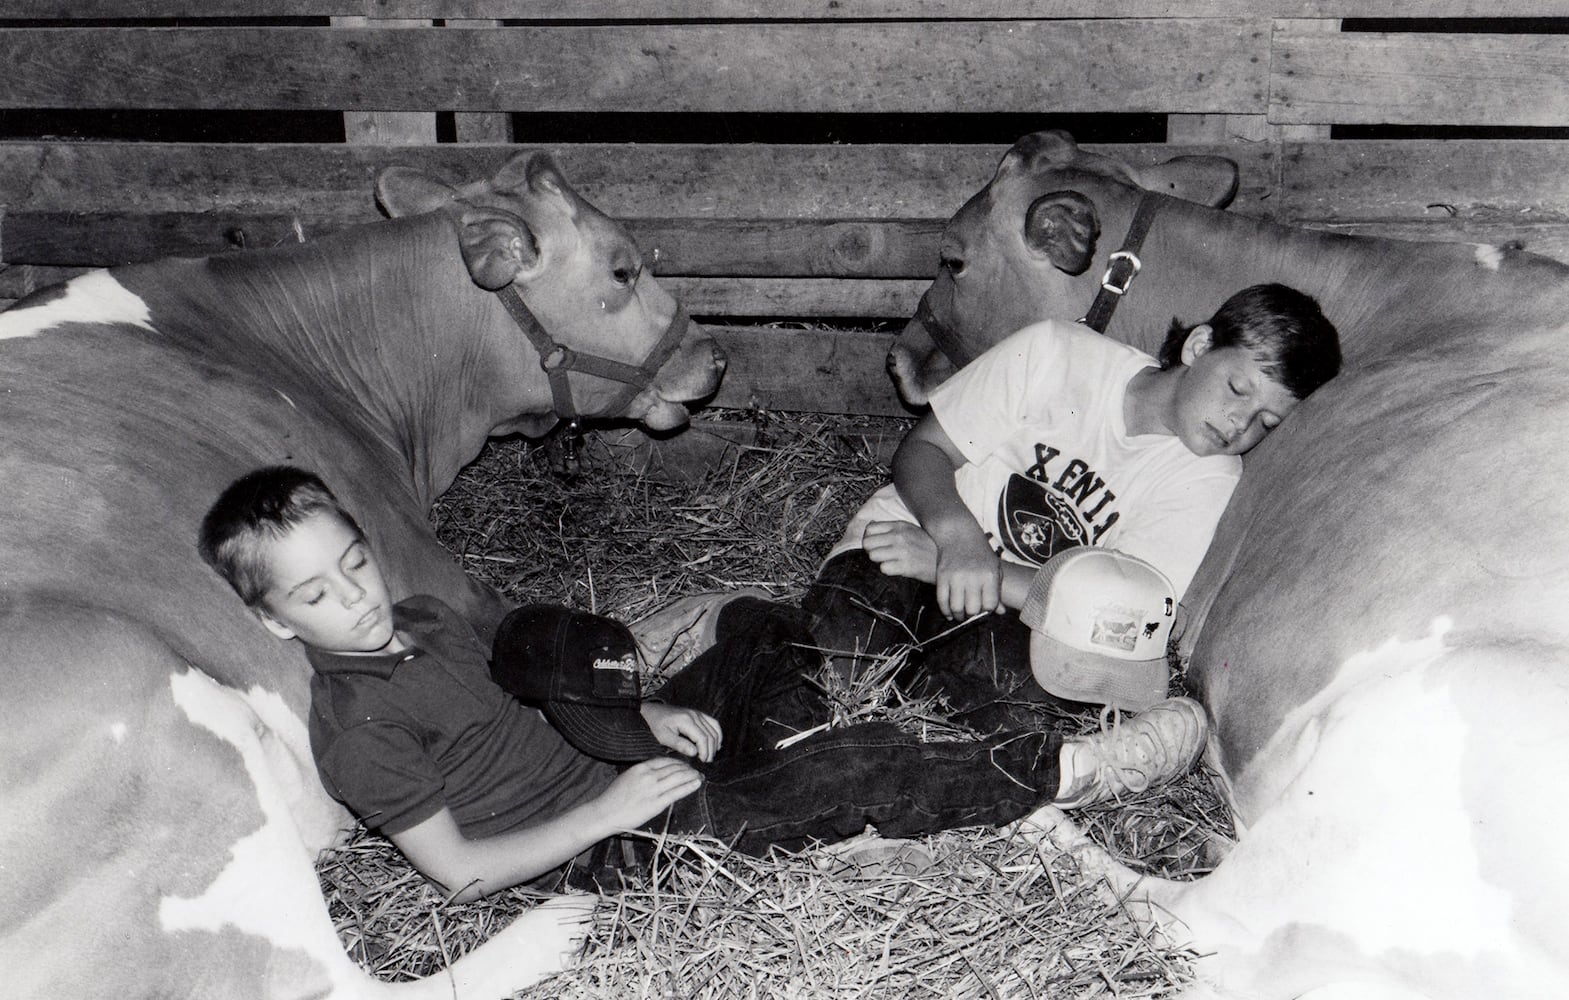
[1084,705,1166,800]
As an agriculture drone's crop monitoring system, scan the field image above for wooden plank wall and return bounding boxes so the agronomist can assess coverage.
[3,4,1569,417]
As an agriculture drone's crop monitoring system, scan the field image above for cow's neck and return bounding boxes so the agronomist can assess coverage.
[1100,200,1569,366]
[189,215,527,505]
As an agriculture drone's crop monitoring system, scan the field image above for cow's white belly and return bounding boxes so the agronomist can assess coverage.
[1023,618,1569,1000]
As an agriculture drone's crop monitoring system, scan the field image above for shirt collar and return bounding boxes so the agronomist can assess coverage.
[304,601,432,679]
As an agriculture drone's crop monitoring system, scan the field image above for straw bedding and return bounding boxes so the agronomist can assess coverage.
[318,410,1235,997]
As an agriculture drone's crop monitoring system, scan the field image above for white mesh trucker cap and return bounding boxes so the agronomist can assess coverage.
[1017,547,1176,711]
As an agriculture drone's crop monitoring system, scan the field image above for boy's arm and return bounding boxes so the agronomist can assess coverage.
[389,757,702,903]
[862,519,1039,612]
[890,413,1003,619]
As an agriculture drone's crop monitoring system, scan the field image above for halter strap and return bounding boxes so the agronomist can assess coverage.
[1078,191,1163,334]
[495,285,691,420]
[914,293,981,369]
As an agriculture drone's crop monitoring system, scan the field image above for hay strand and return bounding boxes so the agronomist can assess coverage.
[316,411,1232,997]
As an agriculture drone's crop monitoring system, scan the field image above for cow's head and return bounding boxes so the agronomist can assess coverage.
[890,130,1239,406]
[377,152,725,433]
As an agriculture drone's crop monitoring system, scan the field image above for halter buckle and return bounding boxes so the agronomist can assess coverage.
[1099,250,1142,296]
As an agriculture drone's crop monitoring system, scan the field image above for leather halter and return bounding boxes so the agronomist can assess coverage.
[494,285,691,421]
[1078,191,1163,334]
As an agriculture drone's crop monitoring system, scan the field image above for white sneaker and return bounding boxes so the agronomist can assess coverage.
[1053,697,1208,809]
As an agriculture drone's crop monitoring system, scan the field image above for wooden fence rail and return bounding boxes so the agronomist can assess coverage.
[4,7,1569,415]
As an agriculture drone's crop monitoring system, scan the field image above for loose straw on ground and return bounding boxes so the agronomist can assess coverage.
[318,410,1234,997]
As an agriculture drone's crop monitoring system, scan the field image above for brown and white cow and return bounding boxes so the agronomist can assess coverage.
[0,152,724,999]
[898,131,1569,999]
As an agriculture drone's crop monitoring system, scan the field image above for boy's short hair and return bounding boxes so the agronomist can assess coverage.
[1158,282,1342,400]
[198,465,361,608]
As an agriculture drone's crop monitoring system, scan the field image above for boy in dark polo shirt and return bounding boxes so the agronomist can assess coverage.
[198,465,1209,902]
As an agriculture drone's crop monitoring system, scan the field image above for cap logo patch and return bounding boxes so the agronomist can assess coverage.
[592,654,637,673]
[1089,603,1141,653]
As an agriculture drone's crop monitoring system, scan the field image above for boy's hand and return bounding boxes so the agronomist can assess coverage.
[932,534,1004,620]
[600,757,703,831]
[640,702,723,762]
[862,520,938,583]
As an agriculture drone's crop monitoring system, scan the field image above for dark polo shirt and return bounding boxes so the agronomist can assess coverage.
[306,595,617,839]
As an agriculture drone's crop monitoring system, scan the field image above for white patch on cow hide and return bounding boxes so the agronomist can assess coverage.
[1232,618,1519,965]
[109,722,127,744]
[0,270,153,340]
[1473,244,1505,271]
[158,667,359,992]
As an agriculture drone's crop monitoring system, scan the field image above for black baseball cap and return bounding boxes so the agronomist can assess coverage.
[491,604,666,762]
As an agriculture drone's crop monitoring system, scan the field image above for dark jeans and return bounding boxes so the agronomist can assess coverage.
[801,550,1079,734]
[652,596,1062,855]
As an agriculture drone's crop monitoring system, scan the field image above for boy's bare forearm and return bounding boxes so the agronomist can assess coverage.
[998,560,1035,611]
[391,800,620,903]
[892,432,986,546]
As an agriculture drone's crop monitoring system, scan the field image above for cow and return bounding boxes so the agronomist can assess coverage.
[894,131,1569,999]
[0,151,726,1000]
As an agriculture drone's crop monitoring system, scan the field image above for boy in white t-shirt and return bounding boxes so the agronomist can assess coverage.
[802,283,1341,731]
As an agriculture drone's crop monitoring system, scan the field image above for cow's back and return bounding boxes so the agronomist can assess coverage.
[0,253,502,996]
[1180,253,1569,818]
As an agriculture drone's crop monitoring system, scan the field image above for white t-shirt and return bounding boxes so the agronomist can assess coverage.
[828,320,1241,599]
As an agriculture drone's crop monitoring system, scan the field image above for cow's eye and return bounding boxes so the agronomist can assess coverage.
[939,253,965,276]
[612,267,635,287]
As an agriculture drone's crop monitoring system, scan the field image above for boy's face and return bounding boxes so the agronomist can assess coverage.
[255,511,400,654]
[1170,328,1300,457]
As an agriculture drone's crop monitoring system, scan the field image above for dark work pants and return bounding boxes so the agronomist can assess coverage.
[800,550,1078,734]
[653,596,1062,855]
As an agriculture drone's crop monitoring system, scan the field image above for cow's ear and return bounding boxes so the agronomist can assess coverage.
[1133,155,1239,208]
[375,166,458,218]
[1023,190,1100,275]
[489,150,537,193]
[456,209,546,290]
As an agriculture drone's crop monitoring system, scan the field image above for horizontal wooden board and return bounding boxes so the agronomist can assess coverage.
[15,2,1568,20]
[664,277,927,318]
[1272,27,1569,127]
[0,210,946,275]
[708,325,905,415]
[0,20,1268,113]
[405,1,1569,15]
[15,203,1568,275]
[0,140,1281,220]
[8,139,1569,270]
[1280,140,1569,224]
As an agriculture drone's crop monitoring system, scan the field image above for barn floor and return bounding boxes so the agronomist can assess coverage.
[317,410,1233,998]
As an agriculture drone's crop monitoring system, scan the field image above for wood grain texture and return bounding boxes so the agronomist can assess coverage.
[1272,26,1569,127]
[15,2,1567,19]
[707,325,905,415]
[0,20,1267,113]
[0,141,1281,219]
[1280,140,1569,224]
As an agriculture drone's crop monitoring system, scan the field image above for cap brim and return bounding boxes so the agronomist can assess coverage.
[546,702,667,762]
[1029,631,1167,712]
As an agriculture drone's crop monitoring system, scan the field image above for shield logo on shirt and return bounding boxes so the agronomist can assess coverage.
[997,474,1086,565]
